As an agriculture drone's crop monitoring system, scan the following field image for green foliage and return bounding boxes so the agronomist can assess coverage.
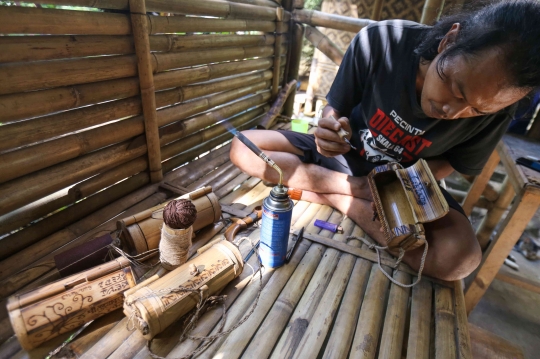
[304,0,323,11]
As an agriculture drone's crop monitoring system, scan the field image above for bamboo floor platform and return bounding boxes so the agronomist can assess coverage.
[2,127,472,359]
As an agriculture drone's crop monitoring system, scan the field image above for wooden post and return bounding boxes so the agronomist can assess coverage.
[371,0,384,21]
[420,0,446,25]
[461,150,500,216]
[130,0,162,182]
[283,22,304,117]
[464,189,540,314]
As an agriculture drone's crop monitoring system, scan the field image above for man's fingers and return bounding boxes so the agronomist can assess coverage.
[318,116,341,131]
[315,137,350,156]
[337,117,353,139]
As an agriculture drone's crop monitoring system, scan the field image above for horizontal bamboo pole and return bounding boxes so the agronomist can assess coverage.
[0,6,132,35]
[0,34,276,63]
[0,43,283,96]
[148,15,276,34]
[0,6,278,35]
[293,9,374,33]
[0,87,268,214]
[229,0,280,7]
[0,57,275,123]
[29,0,280,20]
[304,25,344,65]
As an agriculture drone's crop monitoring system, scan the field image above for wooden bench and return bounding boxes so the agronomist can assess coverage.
[462,134,540,314]
[4,129,472,359]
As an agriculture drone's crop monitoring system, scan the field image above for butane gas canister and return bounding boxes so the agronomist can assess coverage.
[259,185,293,268]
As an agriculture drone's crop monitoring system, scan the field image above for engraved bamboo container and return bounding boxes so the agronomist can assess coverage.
[7,257,136,350]
[368,159,449,250]
[123,239,243,339]
[117,186,221,254]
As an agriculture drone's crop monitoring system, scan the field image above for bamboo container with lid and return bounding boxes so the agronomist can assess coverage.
[7,257,136,350]
[117,186,221,255]
[123,239,243,339]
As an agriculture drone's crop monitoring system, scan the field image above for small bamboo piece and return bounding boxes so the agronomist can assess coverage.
[378,271,412,359]
[434,285,457,359]
[454,280,472,359]
[293,9,374,33]
[406,279,433,359]
[130,0,162,182]
[259,79,297,129]
[304,25,344,65]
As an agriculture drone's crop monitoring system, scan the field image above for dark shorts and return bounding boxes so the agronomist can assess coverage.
[278,130,466,217]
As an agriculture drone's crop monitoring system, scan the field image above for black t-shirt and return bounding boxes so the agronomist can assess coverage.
[326,20,516,175]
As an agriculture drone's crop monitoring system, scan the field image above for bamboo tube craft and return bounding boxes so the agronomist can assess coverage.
[117,187,221,255]
[123,239,243,339]
[368,159,449,251]
[7,257,136,350]
[159,199,197,270]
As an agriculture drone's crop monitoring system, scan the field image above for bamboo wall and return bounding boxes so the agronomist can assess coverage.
[0,0,289,331]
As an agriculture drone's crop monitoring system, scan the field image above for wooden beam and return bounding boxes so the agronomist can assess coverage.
[371,0,384,21]
[496,266,540,295]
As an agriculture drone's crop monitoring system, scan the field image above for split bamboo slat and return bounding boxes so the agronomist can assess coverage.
[435,285,457,359]
[349,263,391,359]
[283,22,304,117]
[378,271,411,359]
[406,279,433,359]
[293,9,374,33]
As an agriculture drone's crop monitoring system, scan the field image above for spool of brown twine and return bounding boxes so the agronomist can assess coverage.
[160,199,197,270]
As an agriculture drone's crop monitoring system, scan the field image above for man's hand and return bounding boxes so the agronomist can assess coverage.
[314,115,353,157]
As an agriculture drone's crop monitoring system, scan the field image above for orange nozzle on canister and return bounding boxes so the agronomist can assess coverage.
[287,188,303,201]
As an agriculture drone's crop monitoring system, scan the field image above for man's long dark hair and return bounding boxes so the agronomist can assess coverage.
[415,0,540,90]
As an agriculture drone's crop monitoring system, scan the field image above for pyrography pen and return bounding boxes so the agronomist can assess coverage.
[330,115,357,150]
